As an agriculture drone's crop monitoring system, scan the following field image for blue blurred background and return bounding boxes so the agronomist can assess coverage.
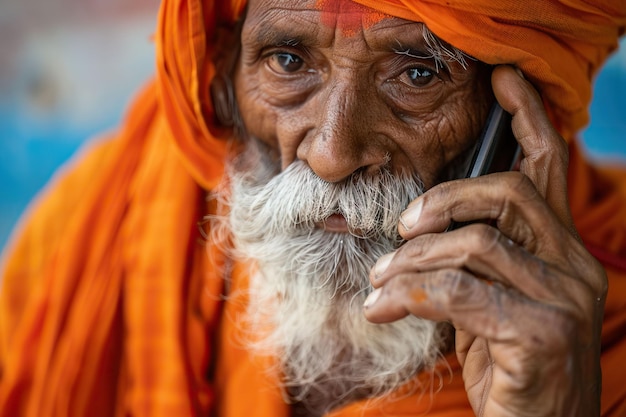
[0,0,159,251]
[0,1,625,251]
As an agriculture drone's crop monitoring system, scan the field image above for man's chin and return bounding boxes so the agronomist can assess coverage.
[241,230,444,413]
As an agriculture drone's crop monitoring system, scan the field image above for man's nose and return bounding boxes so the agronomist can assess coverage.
[296,80,389,183]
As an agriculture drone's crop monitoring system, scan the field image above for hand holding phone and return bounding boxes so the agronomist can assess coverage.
[448,101,520,230]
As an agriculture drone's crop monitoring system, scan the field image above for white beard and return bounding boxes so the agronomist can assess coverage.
[211,144,447,415]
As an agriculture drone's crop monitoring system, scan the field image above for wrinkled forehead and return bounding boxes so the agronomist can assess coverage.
[244,0,414,33]
[314,0,391,36]
[243,0,435,51]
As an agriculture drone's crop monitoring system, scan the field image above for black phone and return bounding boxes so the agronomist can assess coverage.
[465,101,520,178]
[447,101,520,230]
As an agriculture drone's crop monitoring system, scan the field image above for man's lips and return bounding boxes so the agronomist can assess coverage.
[316,213,350,233]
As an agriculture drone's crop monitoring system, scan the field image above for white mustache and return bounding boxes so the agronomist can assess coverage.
[230,160,424,241]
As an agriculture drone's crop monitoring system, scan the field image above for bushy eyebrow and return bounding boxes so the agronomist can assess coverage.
[393,42,451,73]
[392,27,471,72]
[247,11,318,48]
[253,26,304,47]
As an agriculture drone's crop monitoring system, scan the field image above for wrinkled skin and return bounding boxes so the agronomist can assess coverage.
[231,0,607,415]
[234,0,491,187]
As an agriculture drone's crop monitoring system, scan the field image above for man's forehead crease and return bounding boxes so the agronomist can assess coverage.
[246,9,323,46]
[247,14,432,56]
[314,0,390,36]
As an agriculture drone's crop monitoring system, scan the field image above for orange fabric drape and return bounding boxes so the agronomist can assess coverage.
[0,83,218,416]
[0,0,625,416]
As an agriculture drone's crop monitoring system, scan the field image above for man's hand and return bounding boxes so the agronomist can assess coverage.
[363,66,607,416]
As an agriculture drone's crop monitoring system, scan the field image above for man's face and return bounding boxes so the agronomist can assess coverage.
[223,0,493,410]
[234,0,492,191]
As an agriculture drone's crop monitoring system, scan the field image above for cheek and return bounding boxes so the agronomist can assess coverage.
[234,69,319,169]
[431,64,493,163]
[389,113,450,187]
[440,91,490,160]
[234,69,280,150]
[396,86,492,187]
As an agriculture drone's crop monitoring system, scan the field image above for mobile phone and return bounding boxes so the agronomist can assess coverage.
[465,101,520,178]
[447,101,520,230]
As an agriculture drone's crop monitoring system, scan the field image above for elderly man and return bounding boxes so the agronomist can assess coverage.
[1,0,625,416]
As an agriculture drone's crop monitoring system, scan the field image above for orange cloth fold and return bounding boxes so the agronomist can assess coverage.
[1,0,625,416]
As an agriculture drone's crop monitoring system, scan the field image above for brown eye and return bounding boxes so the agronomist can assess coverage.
[269,53,304,73]
[403,67,435,87]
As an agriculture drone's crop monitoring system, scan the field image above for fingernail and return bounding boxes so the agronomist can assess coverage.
[374,252,394,278]
[515,67,525,79]
[363,287,382,308]
[400,199,423,230]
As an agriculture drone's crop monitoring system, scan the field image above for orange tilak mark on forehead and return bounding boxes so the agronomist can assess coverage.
[315,0,390,37]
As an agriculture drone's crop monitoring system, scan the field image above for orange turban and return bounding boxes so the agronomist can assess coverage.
[1,0,625,416]
[157,0,626,191]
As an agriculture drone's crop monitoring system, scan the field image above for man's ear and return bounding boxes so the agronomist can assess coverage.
[210,18,244,133]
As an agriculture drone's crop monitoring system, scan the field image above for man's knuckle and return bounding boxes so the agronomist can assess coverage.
[434,269,475,303]
[465,223,502,254]
[401,235,433,259]
[501,171,536,199]
[427,180,453,203]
